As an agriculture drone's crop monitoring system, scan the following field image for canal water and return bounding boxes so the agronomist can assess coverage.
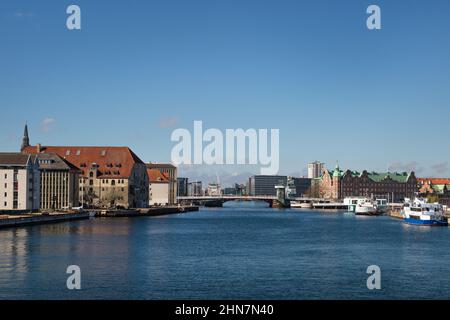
[1,204,450,300]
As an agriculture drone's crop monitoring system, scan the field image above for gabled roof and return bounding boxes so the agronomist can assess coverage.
[147,169,169,183]
[23,146,144,179]
[36,153,79,171]
[0,153,37,167]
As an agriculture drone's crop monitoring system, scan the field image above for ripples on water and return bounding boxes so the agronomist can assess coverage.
[1,204,450,300]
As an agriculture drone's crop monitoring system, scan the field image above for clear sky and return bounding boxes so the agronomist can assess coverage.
[1,0,450,183]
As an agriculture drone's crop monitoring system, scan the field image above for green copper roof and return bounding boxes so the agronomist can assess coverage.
[431,184,450,194]
[367,172,411,183]
[332,163,343,177]
[333,169,343,177]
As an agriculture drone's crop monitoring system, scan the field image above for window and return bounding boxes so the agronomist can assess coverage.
[89,172,94,178]
[111,180,116,186]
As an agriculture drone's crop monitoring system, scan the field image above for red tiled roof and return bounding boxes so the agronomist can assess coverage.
[418,178,450,185]
[23,146,144,179]
[147,169,169,183]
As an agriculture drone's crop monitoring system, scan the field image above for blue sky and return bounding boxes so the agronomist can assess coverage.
[1,0,450,183]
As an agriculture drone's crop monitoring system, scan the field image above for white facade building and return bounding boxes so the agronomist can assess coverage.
[147,168,170,206]
[149,183,169,206]
[0,153,40,211]
[207,183,222,197]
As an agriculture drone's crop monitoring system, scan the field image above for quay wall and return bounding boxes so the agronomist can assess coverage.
[97,206,199,217]
[0,212,90,229]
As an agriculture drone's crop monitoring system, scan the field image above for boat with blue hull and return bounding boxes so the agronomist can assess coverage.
[402,198,448,227]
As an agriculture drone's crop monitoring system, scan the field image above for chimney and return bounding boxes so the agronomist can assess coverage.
[36,143,42,153]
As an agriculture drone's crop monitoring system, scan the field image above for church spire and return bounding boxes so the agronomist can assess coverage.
[21,123,30,152]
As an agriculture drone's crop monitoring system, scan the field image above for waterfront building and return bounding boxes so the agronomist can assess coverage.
[318,164,417,202]
[37,153,80,210]
[146,163,177,204]
[188,181,203,196]
[0,153,40,211]
[147,169,170,206]
[207,183,222,196]
[287,177,312,197]
[177,177,189,197]
[308,161,324,179]
[248,175,287,196]
[23,144,149,209]
[418,178,450,206]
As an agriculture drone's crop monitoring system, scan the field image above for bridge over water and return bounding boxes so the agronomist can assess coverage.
[177,195,328,208]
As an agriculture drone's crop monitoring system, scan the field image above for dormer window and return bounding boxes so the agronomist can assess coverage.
[66,150,71,156]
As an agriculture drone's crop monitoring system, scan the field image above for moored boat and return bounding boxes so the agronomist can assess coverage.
[402,198,448,226]
[355,198,378,216]
[344,197,366,212]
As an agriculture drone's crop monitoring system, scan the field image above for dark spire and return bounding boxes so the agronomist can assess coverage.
[21,123,30,152]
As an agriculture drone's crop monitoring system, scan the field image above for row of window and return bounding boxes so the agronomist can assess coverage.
[79,187,125,192]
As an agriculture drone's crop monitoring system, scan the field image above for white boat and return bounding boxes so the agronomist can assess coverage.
[355,199,378,215]
[344,197,366,212]
[402,198,447,226]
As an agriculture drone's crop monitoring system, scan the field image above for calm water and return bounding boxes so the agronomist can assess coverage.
[1,204,450,300]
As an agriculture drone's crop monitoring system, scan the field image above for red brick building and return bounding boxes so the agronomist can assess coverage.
[318,164,417,202]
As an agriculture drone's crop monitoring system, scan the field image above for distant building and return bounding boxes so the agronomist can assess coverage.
[248,175,287,196]
[147,163,177,204]
[418,178,450,206]
[223,184,246,196]
[37,153,80,210]
[308,161,324,179]
[23,144,149,209]
[147,169,169,206]
[223,187,236,195]
[287,177,312,197]
[318,164,417,202]
[188,181,203,196]
[207,183,222,196]
[0,153,40,211]
[177,177,189,197]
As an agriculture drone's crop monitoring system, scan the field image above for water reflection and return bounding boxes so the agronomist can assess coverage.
[0,209,450,299]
